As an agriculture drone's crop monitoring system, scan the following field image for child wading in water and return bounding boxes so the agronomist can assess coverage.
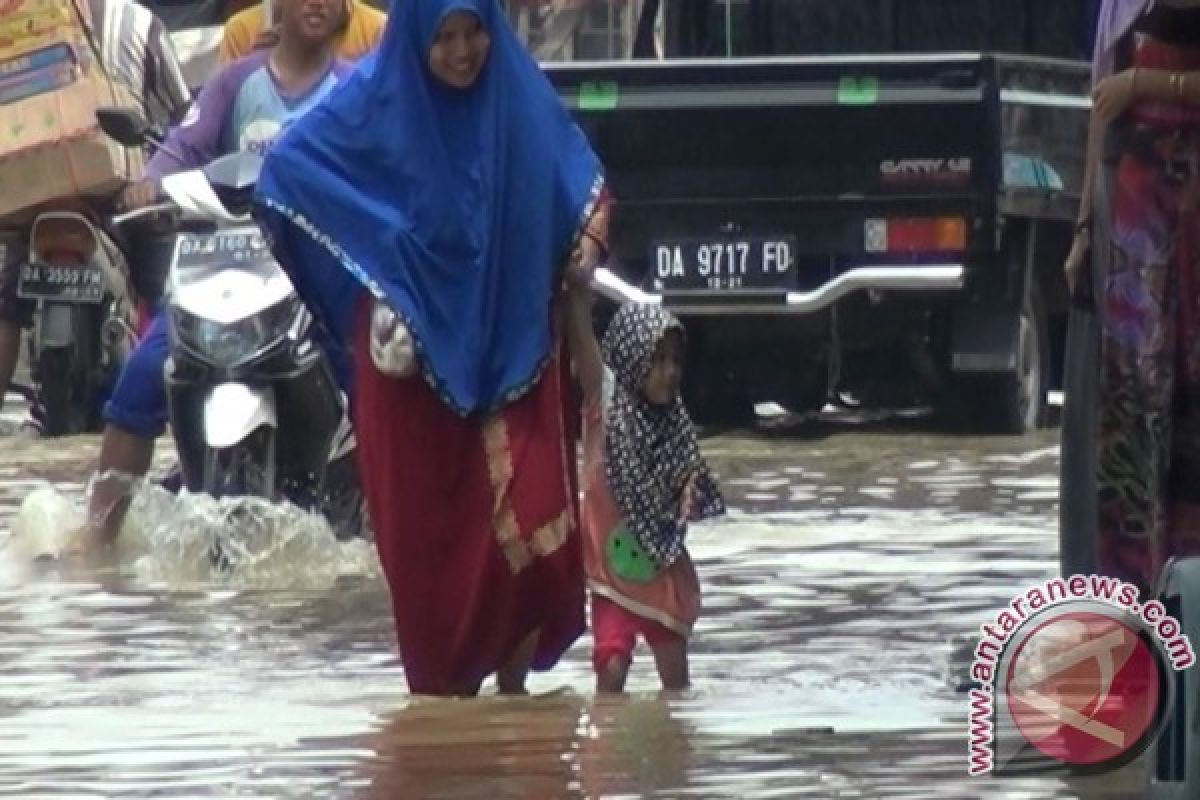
[564,279,726,692]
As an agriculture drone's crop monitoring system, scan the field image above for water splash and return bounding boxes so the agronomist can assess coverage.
[4,477,380,590]
[5,484,84,562]
[131,483,382,588]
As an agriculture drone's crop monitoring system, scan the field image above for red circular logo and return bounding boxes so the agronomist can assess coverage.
[1006,611,1161,766]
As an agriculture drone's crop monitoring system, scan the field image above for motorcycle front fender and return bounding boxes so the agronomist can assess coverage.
[203,383,277,450]
[36,303,76,350]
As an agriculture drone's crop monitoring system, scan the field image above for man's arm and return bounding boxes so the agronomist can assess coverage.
[145,65,238,179]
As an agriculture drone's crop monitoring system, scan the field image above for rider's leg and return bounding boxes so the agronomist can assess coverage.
[0,239,34,414]
[89,427,155,543]
[86,313,170,545]
[0,320,20,414]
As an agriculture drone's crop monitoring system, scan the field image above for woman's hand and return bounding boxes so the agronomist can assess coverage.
[1092,69,1138,124]
[1063,228,1090,294]
[370,302,417,378]
[564,246,587,290]
[565,233,604,290]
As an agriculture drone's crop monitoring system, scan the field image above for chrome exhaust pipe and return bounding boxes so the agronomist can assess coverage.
[592,266,660,306]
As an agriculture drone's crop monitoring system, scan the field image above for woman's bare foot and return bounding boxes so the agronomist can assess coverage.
[497,629,540,694]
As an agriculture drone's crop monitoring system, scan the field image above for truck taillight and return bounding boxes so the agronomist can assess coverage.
[864,217,967,254]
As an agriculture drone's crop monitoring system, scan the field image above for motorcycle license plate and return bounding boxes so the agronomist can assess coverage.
[17,263,103,303]
[172,228,272,270]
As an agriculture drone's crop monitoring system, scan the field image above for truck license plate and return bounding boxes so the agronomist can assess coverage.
[649,236,796,291]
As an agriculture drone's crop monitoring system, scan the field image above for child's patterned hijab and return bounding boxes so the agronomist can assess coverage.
[601,303,725,569]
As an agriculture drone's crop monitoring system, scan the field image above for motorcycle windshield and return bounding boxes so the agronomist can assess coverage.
[169,227,293,325]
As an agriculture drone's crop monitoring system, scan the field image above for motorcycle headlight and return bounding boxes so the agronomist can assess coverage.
[192,318,263,366]
[174,297,301,367]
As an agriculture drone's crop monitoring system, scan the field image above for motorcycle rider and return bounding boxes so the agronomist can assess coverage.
[219,0,385,63]
[0,0,191,419]
[83,0,352,547]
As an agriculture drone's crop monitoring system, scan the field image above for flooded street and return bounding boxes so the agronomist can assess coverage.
[0,393,1145,798]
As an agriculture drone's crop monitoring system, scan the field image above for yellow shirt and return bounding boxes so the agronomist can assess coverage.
[218,1,387,64]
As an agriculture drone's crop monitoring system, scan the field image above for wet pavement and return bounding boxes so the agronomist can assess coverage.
[0,387,1146,799]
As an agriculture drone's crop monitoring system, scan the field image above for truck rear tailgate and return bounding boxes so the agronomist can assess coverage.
[548,55,998,304]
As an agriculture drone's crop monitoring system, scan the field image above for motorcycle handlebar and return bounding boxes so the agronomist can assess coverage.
[109,202,176,228]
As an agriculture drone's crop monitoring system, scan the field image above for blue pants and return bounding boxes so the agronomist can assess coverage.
[103,311,169,438]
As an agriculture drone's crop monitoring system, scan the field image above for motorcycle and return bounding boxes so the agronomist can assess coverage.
[14,202,144,435]
[96,107,366,540]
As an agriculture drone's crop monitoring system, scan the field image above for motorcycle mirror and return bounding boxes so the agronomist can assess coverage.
[204,151,264,216]
[96,107,152,147]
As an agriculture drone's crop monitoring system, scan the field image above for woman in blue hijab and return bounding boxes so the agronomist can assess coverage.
[255,0,610,696]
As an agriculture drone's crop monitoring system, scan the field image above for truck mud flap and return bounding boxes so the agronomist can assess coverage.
[950,307,1018,373]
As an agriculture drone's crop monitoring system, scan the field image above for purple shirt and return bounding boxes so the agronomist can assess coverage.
[147,52,351,179]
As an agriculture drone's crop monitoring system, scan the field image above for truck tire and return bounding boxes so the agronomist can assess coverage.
[998,281,1049,434]
[959,282,1050,435]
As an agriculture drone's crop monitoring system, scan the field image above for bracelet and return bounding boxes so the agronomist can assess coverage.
[583,229,609,257]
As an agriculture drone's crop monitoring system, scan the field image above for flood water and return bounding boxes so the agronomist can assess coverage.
[0,394,1145,799]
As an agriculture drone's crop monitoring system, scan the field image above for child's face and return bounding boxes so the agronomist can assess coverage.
[641,330,684,406]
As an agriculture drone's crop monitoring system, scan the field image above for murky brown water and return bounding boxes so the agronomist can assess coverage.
[0,393,1145,798]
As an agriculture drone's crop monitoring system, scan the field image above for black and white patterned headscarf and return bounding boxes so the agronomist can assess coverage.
[601,303,725,569]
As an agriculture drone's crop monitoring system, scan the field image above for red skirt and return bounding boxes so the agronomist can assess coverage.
[351,299,585,695]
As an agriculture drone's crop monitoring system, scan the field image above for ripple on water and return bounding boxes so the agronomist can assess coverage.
[0,426,1147,798]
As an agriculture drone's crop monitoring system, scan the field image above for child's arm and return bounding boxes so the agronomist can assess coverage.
[563,278,604,404]
[679,472,698,521]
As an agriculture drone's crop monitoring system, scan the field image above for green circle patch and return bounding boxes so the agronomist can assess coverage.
[606,525,659,583]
